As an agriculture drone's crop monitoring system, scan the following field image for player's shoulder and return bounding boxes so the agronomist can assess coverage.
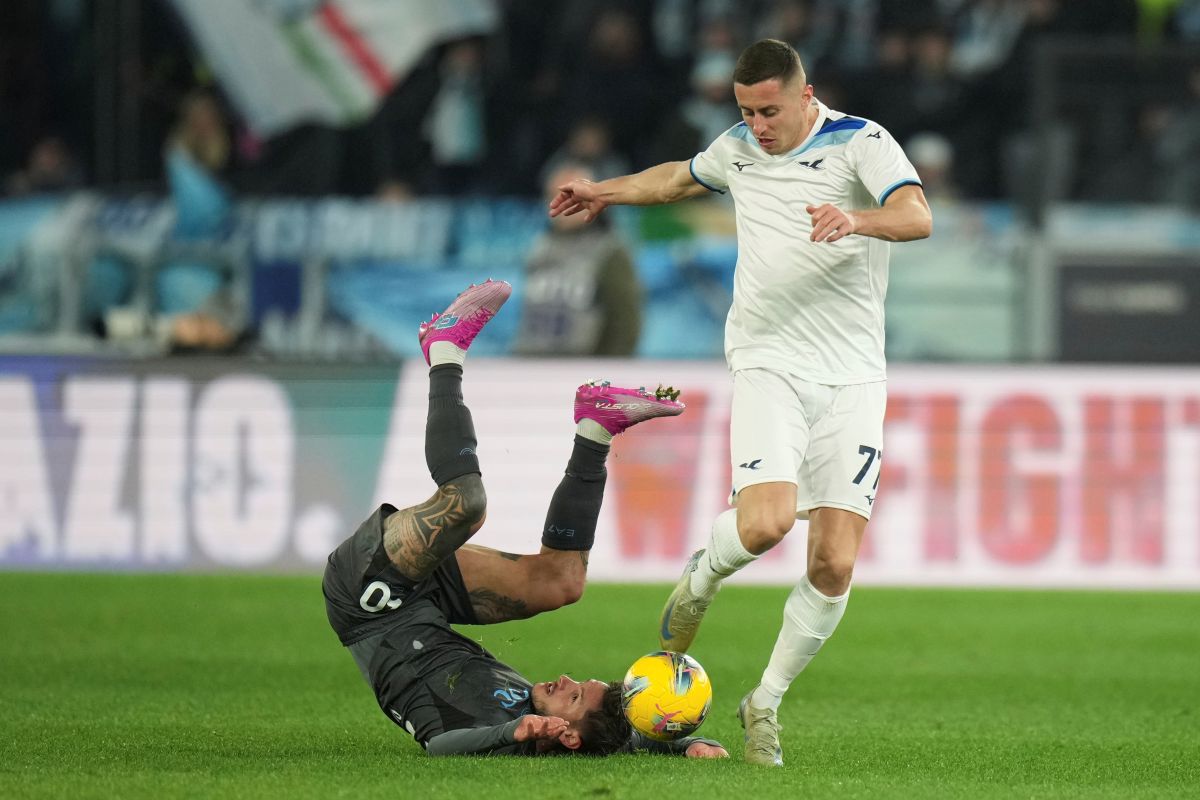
[821,107,891,144]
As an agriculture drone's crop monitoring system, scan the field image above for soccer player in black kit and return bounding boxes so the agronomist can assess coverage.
[323,280,728,758]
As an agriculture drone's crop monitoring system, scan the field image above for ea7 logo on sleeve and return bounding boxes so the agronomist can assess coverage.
[796,158,824,170]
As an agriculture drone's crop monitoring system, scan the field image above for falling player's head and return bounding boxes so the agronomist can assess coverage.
[531,676,630,755]
[733,39,816,155]
[573,681,631,755]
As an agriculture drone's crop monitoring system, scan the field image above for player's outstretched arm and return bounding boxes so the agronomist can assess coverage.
[684,741,729,758]
[808,184,932,244]
[424,715,571,756]
[549,161,709,223]
[627,731,729,758]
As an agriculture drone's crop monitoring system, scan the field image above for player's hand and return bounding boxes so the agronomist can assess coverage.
[806,203,856,243]
[548,179,608,223]
[685,742,729,758]
[513,714,569,742]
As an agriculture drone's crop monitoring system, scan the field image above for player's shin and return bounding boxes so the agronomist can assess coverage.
[690,509,757,597]
[753,575,849,710]
[540,435,608,553]
[425,364,481,485]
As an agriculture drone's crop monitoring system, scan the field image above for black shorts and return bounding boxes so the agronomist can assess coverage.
[322,503,479,648]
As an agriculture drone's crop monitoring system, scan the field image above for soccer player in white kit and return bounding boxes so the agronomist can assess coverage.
[549,39,932,766]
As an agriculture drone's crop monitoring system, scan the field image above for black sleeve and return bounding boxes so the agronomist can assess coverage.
[424,720,531,756]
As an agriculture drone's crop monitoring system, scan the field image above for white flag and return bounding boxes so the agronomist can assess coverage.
[169,0,498,137]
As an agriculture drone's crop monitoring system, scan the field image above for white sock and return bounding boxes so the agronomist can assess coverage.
[576,418,613,445]
[689,509,756,597]
[428,341,467,367]
[753,575,849,710]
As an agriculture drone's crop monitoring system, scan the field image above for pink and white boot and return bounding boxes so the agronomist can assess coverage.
[418,279,513,365]
[573,380,685,435]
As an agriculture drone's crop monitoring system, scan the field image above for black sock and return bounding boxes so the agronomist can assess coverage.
[541,435,609,551]
[425,364,481,485]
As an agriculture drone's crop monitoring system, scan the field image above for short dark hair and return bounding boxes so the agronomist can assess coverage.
[733,39,804,87]
[575,681,632,756]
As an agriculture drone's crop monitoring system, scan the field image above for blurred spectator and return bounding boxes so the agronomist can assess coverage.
[541,117,632,187]
[560,7,661,168]
[513,163,642,357]
[754,0,840,71]
[1167,0,1200,40]
[166,91,231,238]
[1154,65,1200,209]
[682,50,738,147]
[424,38,489,195]
[651,49,737,163]
[159,90,232,318]
[1081,103,1171,203]
[906,132,959,203]
[4,136,82,196]
[947,0,1027,79]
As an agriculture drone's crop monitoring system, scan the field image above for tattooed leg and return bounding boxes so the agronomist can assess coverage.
[456,545,589,624]
[383,474,487,583]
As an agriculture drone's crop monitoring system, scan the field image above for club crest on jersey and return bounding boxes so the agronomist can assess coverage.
[494,687,530,709]
[796,158,824,170]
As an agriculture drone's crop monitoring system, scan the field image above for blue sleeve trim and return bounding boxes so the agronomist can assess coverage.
[689,157,725,194]
[878,179,922,206]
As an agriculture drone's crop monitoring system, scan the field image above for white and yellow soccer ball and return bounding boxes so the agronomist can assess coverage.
[621,651,713,741]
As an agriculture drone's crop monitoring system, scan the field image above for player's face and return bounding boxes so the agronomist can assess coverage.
[531,675,607,724]
[734,78,815,155]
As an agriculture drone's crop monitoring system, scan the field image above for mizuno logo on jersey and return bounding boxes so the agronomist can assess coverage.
[796,158,824,170]
[732,161,754,172]
[867,131,881,139]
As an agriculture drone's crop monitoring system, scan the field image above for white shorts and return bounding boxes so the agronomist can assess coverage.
[729,368,887,520]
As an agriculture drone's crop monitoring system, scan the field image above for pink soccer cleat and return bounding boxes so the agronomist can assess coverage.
[574,380,685,435]
[418,279,513,365]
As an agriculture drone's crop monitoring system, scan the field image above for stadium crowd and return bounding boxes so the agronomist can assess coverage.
[2,0,1199,206]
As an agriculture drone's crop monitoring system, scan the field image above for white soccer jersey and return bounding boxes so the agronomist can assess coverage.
[690,99,921,384]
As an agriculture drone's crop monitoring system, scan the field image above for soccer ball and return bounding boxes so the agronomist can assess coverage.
[621,651,712,741]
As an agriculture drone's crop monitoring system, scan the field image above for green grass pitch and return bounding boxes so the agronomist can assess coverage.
[2,573,1198,799]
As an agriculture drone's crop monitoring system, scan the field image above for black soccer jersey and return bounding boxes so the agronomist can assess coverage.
[324,505,722,756]
[323,504,537,753]
[355,602,538,754]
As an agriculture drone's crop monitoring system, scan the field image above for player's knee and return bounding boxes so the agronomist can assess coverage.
[556,575,585,607]
[446,474,487,528]
[808,553,855,595]
[532,557,586,611]
[737,511,795,554]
